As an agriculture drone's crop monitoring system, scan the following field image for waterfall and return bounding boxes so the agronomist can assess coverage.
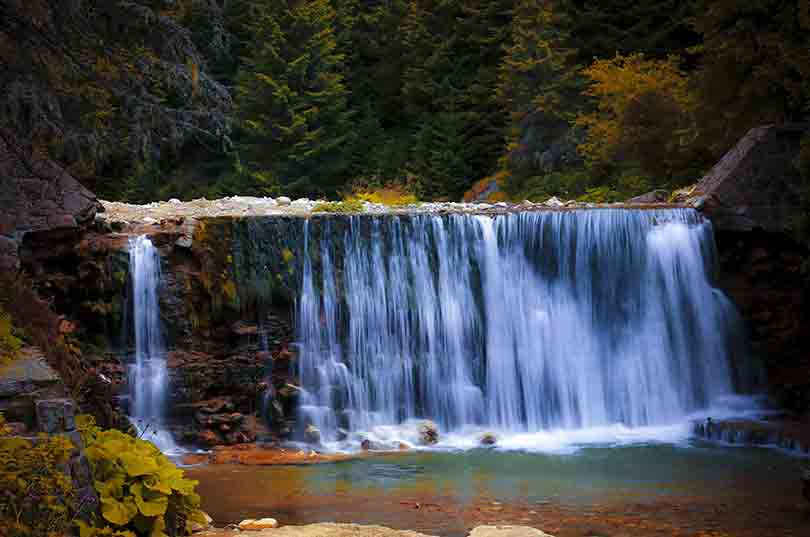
[128,235,179,453]
[295,209,749,449]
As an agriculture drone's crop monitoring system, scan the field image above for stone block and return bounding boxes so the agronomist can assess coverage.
[36,398,76,433]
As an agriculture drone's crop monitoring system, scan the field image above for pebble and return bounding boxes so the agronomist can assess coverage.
[238,518,279,531]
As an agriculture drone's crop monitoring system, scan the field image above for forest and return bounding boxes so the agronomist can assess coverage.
[2,0,809,203]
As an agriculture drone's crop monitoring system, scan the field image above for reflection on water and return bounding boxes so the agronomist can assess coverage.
[188,444,806,537]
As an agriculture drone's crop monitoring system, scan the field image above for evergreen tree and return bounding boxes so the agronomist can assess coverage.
[235,0,356,197]
[692,0,810,156]
[496,0,583,193]
[562,0,699,62]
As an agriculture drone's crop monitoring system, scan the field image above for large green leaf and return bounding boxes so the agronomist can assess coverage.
[101,495,138,526]
[119,452,159,477]
[131,482,169,517]
[143,474,172,495]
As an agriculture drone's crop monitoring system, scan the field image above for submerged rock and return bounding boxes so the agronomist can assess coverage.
[480,433,497,446]
[304,424,321,444]
[468,526,555,537]
[418,420,439,445]
[228,523,435,537]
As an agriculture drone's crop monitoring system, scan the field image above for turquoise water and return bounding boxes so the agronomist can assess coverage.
[298,442,800,504]
[190,442,806,536]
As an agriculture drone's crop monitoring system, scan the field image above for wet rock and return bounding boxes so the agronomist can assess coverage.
[197,430,220,447]
[239,518,279,531]
[480,433,497,446]
[175,235,193,249]
[337,428,349,442]
[194,397,236,414]
[232,321,259,336]
[468,526,555,537]
[304,424,321,444]
[418,420,439,445]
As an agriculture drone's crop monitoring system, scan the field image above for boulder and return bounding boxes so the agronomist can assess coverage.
[418,420,439,445]
[628,189,670,203]
[239,518,279,531]
[693,123,810,232]
[277,196,292,206]
[544,197,564,208]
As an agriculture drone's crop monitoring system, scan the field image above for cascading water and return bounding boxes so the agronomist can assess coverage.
[296,209,752,450]
[128,235,179,454]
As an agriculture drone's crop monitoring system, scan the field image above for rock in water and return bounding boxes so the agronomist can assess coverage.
[418,420,439,445]
[304,424,321,444]
[239,518,279,531]
[480,433,497,446]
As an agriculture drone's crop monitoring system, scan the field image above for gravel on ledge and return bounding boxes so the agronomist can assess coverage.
[99,196,682,226]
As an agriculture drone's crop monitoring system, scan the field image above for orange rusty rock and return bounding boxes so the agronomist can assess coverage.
[207,445,359,466]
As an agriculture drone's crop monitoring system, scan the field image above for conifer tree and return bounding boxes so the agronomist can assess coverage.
[235,0,356,197]
[496,0,583,192]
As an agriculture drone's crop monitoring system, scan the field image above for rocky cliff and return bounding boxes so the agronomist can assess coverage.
[0,137,102,274]
[688,124,810,417]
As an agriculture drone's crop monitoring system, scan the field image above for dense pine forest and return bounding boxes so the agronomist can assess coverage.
[2,0,809,203]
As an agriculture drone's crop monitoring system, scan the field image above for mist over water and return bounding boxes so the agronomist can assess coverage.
[296,209,754,450]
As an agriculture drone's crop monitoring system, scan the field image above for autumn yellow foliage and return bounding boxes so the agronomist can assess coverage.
[0,308,22,369]
[576,54,697,178]
[350,185,419,207]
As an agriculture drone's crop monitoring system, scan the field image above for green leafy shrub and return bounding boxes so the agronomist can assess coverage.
[78,416,206,537]
[0,414,79,537]
[312,199,365,213]
[577,186,624,203]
